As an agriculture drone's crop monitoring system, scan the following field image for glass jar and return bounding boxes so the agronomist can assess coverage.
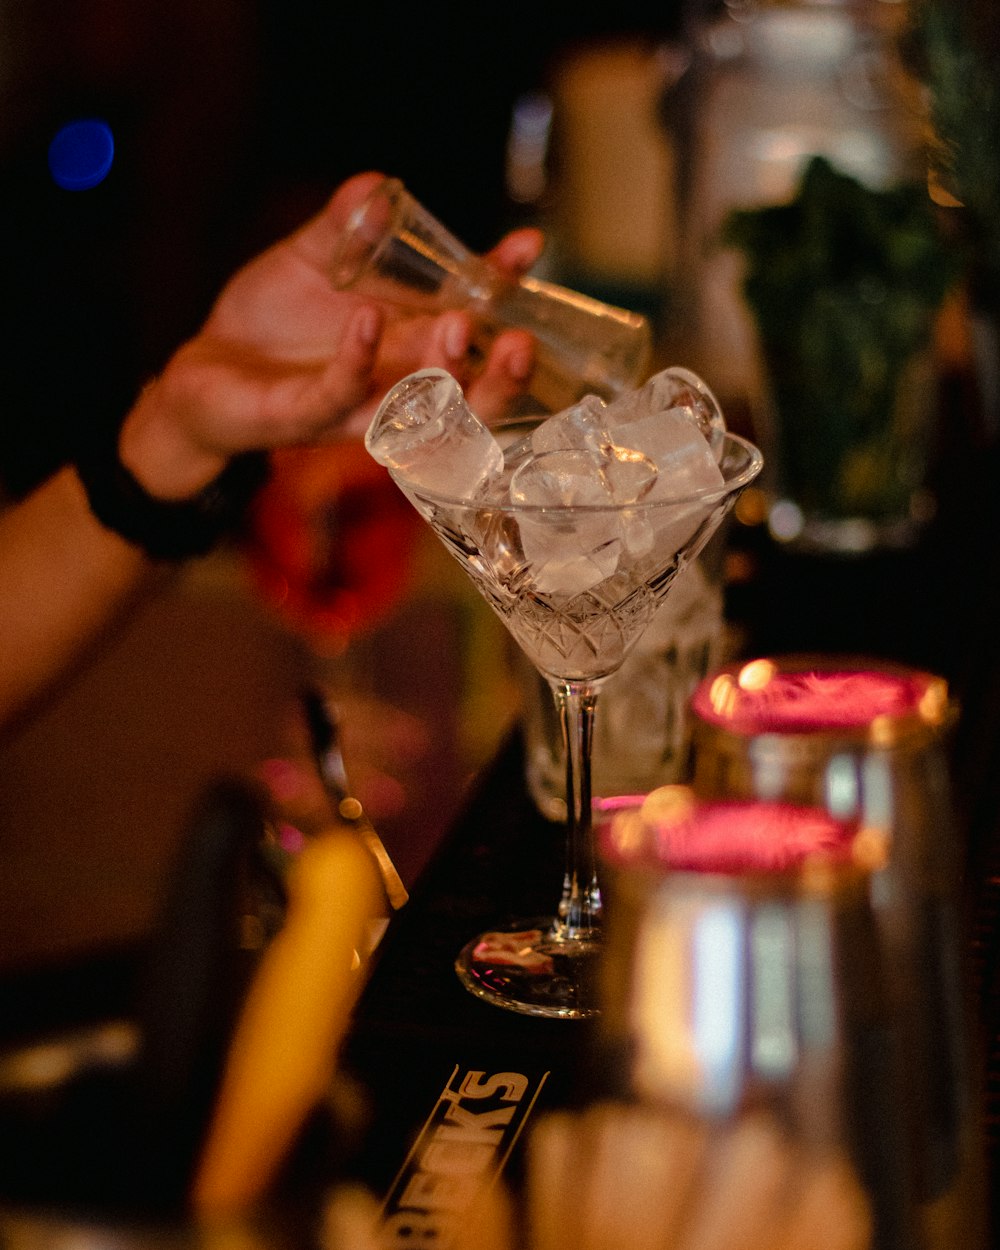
[594,793,916,1249]
[662,0,937,552]
[686,656,986,1248]
[520,550,725,821]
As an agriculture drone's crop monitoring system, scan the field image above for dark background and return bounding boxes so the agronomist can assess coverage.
[0,4,997,1226]
[3,0,1000,927]
[0,1,690,496]
[3,0,1000,910]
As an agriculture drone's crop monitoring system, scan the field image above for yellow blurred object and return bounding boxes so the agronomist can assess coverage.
[191,827,384,1217]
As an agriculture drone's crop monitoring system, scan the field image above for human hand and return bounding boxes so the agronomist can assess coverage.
[119,172,543,500]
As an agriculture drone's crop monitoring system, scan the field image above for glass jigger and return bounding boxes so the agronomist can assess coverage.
[583,788,916,1250]
[366,367,762,1018]
[329,176,652,413]
[687,657,987,1248]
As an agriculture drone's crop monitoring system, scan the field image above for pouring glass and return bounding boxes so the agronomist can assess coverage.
[329,176,652,414]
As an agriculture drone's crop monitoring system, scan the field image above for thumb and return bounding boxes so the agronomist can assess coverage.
[289,171,388,273]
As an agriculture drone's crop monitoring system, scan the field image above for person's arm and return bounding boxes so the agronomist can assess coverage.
[0,466,164,734]
[0,172,542,737]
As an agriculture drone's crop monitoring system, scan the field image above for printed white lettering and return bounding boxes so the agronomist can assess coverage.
[419,1140,495,1177]
[398,1171,477,1212]
[379,1067,547,1250]
[457,1071,529,1102]
[440,1100,516,1142]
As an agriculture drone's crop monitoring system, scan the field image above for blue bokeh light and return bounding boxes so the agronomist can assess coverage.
[48,119,115,191]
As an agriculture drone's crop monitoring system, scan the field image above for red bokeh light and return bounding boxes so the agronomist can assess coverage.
[243,442,421,649]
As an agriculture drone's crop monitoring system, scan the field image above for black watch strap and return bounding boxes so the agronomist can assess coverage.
[76,424,270,560]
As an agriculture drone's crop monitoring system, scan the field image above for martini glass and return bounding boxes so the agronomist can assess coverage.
[369,375,763,1018]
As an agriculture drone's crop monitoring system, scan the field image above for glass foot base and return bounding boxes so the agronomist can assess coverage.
[455,921,602,1019]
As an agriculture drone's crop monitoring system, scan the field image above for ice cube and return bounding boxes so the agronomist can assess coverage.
[611,407,724,498]
[365,367,503,498]
[602,408,721,560]
[509,448,623,597]
[597,445,658,559]
[606,365,726,462]
[486,398,609,502]
[484,425,537,504]
[510,447,613,509]
[600,367,727,559]
[529,394,608,454]
[600,444,658,505]
[631,485,720,567]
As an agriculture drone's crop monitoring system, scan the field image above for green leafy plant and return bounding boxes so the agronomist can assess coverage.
[722,156,959,522]
[910,0,1000,316]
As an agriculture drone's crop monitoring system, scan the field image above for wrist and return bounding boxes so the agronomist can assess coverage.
[76,386,269,561]
[119,376,230,500]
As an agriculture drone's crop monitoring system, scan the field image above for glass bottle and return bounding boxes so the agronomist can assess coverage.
[662,0,934,551]
[686,656,987,1248]
[593,793,916,1249]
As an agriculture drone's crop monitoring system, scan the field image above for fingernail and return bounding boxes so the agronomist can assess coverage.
[508,344,534,381]
[508,232,543,271]
[444,316,468,360]
[354,305,381,347]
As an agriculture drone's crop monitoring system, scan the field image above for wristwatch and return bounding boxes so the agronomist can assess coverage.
[76,419,269,560]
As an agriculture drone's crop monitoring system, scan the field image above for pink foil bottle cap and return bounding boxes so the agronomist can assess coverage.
[690,656,953,745]
[597,786,869,877]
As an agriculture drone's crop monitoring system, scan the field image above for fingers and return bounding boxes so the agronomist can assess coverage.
[361,302,456,377]
[265,302,385,440]
[399,311,536,424]
[337,312,537,439]
[485,226,546,279]
[422,311,477,370]
[210,303,385,449]
[288,171,387,272]
[292,173,542,284]
[380,310,500,387]
[128,302,388,496]
[279,175,544,426]
[465,328,536,423]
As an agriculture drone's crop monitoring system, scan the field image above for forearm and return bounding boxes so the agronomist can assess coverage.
[0,465,166,736]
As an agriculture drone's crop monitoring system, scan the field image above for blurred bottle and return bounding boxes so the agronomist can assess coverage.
[591,785,915,1249]
[521,544,726,821]
[686,656,988,1249]
[660,0,928,437]
[504,39,682,342]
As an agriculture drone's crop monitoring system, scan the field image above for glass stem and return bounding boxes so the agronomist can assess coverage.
[552,679,602,941]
